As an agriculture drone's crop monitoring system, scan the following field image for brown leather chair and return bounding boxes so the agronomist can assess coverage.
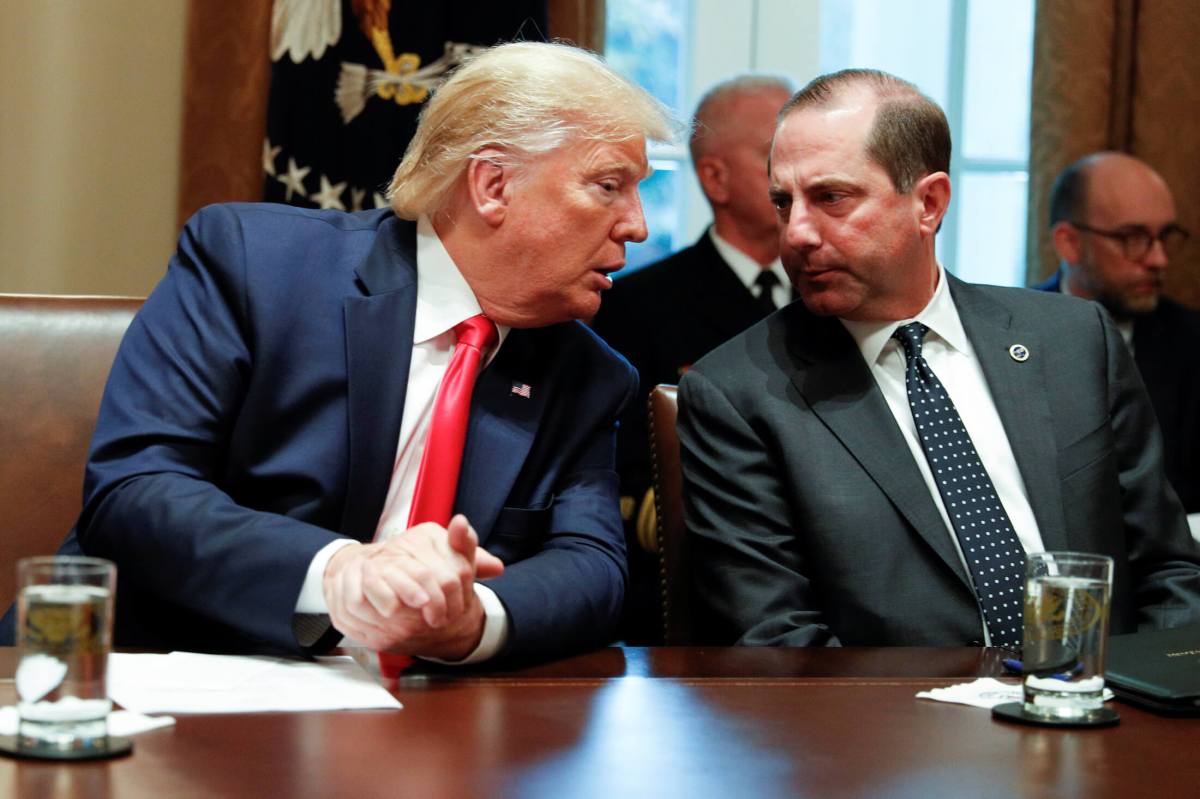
[648,384,691,644]
[0,294,142,609]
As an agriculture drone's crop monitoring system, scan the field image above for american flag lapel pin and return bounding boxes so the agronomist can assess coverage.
[510,381,532,398]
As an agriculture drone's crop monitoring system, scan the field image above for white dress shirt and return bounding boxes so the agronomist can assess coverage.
[709,228,789,308]
[841,265,1046,643]
[294,215,511,663]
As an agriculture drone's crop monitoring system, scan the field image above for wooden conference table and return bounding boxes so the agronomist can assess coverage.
[1,646,1196,798]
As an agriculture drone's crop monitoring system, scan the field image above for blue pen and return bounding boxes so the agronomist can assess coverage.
[1002,658,1083,680]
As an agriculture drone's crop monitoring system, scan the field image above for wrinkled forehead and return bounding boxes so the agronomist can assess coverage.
[580,135,651,177]
[526,134,653,183]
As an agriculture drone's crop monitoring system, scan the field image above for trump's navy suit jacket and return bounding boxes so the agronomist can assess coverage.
[40,203,634,660]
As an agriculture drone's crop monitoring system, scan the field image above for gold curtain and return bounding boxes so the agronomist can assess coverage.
[177,0,606,232]
[1026,0,1200,306]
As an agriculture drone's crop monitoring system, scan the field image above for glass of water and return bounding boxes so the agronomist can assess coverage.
[16,556,116,754]
[1021,552,1113,720]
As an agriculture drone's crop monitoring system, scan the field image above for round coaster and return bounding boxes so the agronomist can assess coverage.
[992,702,1120,728]
[0,735,133,761]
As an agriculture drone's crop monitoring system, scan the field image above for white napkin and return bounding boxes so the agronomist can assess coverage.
[917,677,1114,709]
[0,705,175,736]
[916,678,1024,708]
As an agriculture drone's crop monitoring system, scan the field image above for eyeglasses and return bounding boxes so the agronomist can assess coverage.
[1070,221,1191,261]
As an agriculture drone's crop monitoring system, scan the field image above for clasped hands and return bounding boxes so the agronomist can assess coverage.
[323,514,504,661]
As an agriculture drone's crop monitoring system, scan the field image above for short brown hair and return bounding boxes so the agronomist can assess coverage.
[780,69,951,193]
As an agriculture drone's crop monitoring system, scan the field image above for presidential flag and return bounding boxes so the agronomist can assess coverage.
[263,0,548,211]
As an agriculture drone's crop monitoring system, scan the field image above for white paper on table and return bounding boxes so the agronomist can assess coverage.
[108,652,402,714]
[916,677,1113,709]
[0,705,175,736]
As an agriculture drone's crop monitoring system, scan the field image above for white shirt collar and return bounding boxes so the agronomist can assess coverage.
[840,263,971,365]
[707,227,787,292]
[414,215,510,347]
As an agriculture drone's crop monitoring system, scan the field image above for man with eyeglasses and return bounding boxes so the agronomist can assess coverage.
[1038,152,1200,532]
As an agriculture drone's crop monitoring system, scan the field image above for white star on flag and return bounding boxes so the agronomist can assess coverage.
[262,139,282,177]
[312,175,347,210]
[277,158,310,202]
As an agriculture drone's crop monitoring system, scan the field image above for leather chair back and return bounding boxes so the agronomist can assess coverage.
[0,294,142,608]
[649,384,691,644]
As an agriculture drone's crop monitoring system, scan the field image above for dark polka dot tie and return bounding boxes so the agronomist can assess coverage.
[893,322,1025,648]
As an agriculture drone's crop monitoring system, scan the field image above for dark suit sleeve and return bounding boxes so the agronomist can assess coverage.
[77,206,342,652]
[678,367,839,646]
[1100,307,1200,629]
[484,357,635,660]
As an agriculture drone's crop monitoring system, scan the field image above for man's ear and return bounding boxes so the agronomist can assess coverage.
[913,171,951,236]
[1050,220,1082,264]
[695,155,730,205]
[466,147,513,227]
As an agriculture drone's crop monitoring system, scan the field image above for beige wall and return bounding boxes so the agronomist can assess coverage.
[0,1,187,296]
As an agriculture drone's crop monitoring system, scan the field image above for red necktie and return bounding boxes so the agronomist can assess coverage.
[380,314,498,677]
[406,314,499,526]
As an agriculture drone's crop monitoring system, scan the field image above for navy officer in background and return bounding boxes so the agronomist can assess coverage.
[592,75,792,642]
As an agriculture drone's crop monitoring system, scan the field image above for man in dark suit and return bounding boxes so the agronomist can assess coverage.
[1035,152,1200,531]
[1,42,673,664]
[591,76,791,642]
[679,69,1200,647]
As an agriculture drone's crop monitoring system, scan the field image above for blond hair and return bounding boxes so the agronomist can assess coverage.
[388,41,676,219]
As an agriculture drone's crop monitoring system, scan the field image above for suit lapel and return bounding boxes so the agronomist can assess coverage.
[339,218,419,539]
[455,329,548,541]
[949,277,1070,551]
[784,308,971,587]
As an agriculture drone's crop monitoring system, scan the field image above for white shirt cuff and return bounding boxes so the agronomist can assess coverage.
[294,538,358,614]
[422,583,510,665]
[1188,513,1200,544]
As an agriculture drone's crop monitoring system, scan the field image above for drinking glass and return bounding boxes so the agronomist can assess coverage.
[1021,551,1113,720]
[16,556,116,754]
